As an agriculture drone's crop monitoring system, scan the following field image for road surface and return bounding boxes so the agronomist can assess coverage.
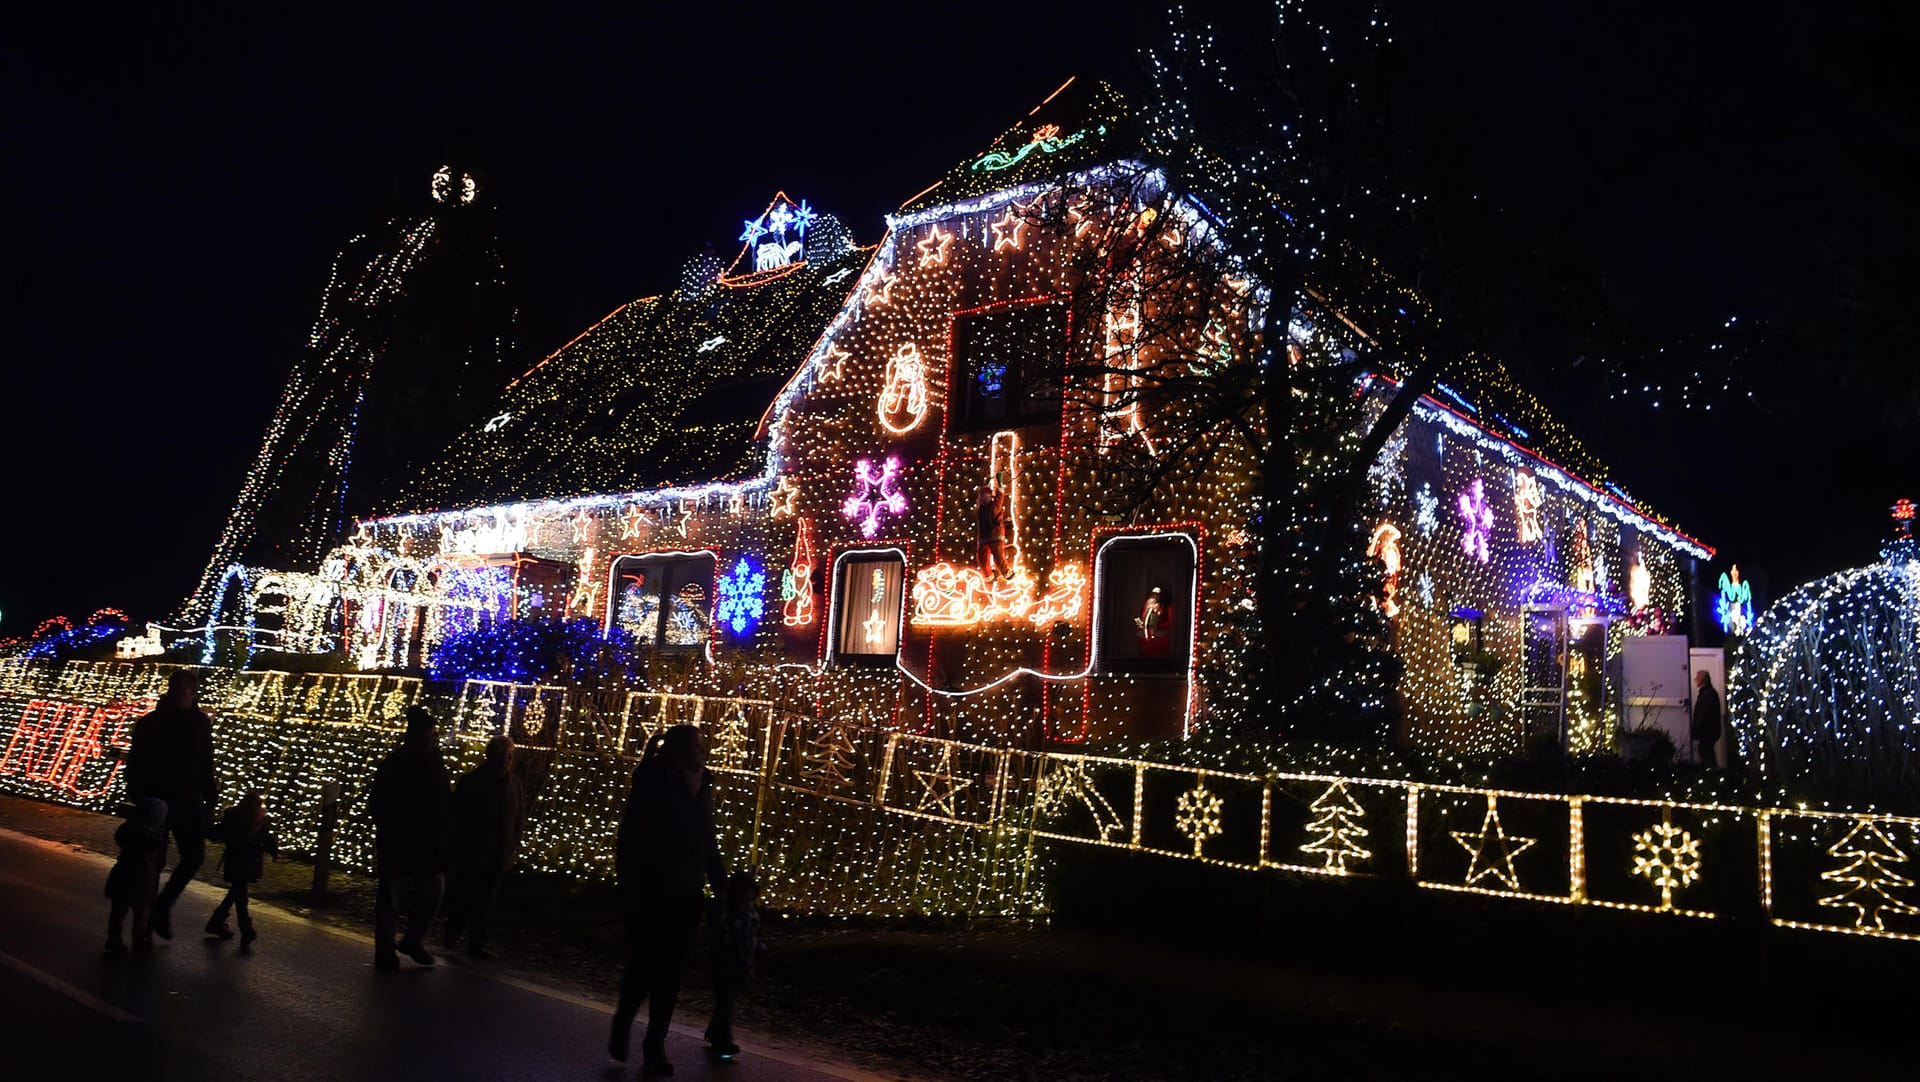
[0,825,874,1081]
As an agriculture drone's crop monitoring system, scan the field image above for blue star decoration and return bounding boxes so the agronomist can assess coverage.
[791,198,817,237]
[715,555,767,638]
[740,214,768,245]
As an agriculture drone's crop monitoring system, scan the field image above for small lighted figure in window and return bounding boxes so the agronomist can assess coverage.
[1135,586,1171,658]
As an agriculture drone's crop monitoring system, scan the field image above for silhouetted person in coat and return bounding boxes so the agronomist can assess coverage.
[444,736,524,960]
[1692,670,1724,767]
[125,669,219,940]
[370,705,451,971]
[609,724,726,1075]
[104,797,170,954]
[205,791,278,947]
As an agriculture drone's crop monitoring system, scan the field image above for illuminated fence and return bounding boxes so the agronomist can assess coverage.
[2,659,1918,935]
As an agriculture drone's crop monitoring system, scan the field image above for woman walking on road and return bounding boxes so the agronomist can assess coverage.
[608,724,726,1076]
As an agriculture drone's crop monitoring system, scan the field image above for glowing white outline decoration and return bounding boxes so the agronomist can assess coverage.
[602,549,719,666]
[877,342,931,435]
[824,547,909,668]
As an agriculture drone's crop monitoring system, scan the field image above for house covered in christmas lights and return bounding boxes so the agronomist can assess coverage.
[219,79,1713,753]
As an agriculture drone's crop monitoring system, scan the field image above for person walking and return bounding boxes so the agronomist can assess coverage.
[125,669,219,940]
[608,724,726,1076]
[444,735,524,960]
[369,705,452,971]
[1692,670,1724,767]
[104,797,170,955]
[205,791,278,947]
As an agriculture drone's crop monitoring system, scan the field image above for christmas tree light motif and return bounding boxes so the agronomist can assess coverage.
[1174,779,1224,857]
[1629,816,1702,910]
[1817,818,1920,931]
[1299,780,1371,874]
[797,723,859,794]
[707,704,752,774]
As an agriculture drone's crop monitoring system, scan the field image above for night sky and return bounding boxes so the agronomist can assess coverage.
[3,1,1914,636]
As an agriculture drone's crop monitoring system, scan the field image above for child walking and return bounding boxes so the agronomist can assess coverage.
[205,791,278,947]
[105,798,171,955]
[705,871,763,1060]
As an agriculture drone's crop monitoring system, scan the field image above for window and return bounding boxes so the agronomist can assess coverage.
[832,552,906,664]
[608,553,716,651]
[950,301,1066,431]
[1095,536,1195,673]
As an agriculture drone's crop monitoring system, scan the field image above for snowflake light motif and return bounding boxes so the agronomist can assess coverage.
[1415,483,1440,538]
[1458,477,1494,563]
[791,198,817,237]
[842,456,908,538]
[1174,780,1225,857]
[714,556,767,638]
[1630,820,1703,910]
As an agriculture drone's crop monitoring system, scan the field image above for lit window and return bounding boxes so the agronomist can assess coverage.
[1096,536,1195,673]
[608,553,715,651]
[832,552,906,665]
[950,301,1066,432]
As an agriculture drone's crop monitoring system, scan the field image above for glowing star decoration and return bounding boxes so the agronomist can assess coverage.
[911,743,973,817]
[569,508,594,544]
[861,568,889,646]
[989,206,1028,252]
[672,502,694,538]
[1628,559,1652,612]
[697,335,728,353]
[1715,564,1754,636]
[841,457,908,539]
[739,215,767,245]
[819,344,849,383]
[877,341,931,434]
[861,267,896,309]
[714,556,767,639]
[790,198,817,237]
[1367,522,1403,618]
[1299,780,1371,874]
[1457,477,1495,564]
[1414,483,1440,538]
[1173,780,1224,857]
[726,492,745,517]
[1450,796,1535,891]
[781,518,816,627]
[619,503,650,541]
[769,476,800,518]
[1817,818,1920,932]
[1630,817,1703,911]
[915,223,954,269]
[1514,469,1545,543]
[483,412,514,433]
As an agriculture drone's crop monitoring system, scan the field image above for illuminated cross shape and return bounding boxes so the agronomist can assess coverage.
[697,335,728,353]
[1457,477,1494,563]
[484,412,514,433]
[841,457,908,538]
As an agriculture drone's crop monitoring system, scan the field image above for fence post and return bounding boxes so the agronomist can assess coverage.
[311,781,343,898]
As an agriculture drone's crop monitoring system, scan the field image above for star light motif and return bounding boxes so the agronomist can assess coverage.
[1451,797,1536,891]
[569,508,594,543]
[697,334,728,353]
[841,457,908,538]
[916,223,954,269]
[483,411,514,433]
[989,206,1027,252]
[819,344,850,383]
[739,215,767,245]
[619,503,650,540]
[673,502,694,537]
[911,743,973,817]
[769,476,799,517]
[861,609,888,646]
[821,268,853,286]
[862,267,896,308]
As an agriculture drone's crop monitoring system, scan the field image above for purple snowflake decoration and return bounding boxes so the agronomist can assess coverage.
[1458,477,1494,564]
[842,456,908,538]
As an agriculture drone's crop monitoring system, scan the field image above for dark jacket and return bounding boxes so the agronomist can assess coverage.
[615,760,724,908]
[208,807,279,884]
[105,819,168,904]
[125,702,218,812]
[368,742,452,875]
[452,764,525,876]
[1691,683,1723,743]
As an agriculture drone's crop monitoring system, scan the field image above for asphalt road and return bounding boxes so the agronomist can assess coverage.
[0,826,871,1082]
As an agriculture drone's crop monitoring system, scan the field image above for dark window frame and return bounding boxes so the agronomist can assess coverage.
[606,551,718,653]
[946,298,1069,433]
